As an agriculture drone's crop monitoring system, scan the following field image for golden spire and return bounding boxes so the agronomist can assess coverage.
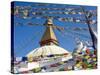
[40,18,59,46]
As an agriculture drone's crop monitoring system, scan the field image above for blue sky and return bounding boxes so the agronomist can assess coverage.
[12,1,97,57]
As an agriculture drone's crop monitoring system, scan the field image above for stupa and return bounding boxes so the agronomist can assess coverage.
[17,18,73,73]
[27,18,72,59]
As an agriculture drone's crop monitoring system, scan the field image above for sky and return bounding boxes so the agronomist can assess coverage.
[12,1,97,57]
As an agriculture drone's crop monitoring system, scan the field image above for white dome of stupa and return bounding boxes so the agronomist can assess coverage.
[26,45,71,57]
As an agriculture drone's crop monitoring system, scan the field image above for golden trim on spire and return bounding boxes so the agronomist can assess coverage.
[40,18,59,46]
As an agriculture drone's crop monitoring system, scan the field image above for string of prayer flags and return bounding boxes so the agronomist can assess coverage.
[12,6,97,18]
